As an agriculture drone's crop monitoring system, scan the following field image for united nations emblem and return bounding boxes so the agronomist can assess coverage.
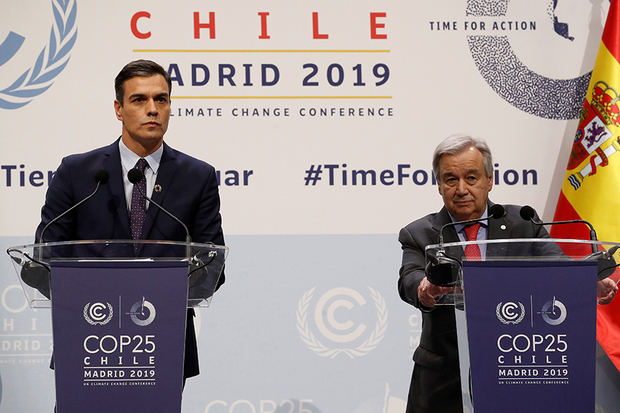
[296,287,388,359]
[496,301,526,325]
[0,0,78,109]
[83,302,113,325]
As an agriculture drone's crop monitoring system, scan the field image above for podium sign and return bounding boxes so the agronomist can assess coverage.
[463,261,597,413]
[50,261,188,413]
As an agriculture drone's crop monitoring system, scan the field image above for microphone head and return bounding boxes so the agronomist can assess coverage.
[426,252,461,286]
[127,168,144,184]
[489,204,505,219]
[519,205,536,221]
[608,245,620,257]
[20,261,51,298]
[94,169,109,184]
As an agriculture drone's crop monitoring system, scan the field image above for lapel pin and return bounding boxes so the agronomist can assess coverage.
[500,224,506,230]
[153,184,162,193]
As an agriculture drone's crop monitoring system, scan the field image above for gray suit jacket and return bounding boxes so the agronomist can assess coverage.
[398,203,560,369]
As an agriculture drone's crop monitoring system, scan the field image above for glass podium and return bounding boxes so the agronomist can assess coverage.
[423,238,618,413]
[5,239,228,413]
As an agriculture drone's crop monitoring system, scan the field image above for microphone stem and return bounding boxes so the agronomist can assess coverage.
[133,179,192,259]
[37,181,102,260]
[439,217,485,245]
[535,219,597,254]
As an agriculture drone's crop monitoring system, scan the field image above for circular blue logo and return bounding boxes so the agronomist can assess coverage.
[0,0,78,109]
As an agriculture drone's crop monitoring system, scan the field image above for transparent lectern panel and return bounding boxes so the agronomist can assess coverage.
[6,240,228,308]
[424,238,620,307]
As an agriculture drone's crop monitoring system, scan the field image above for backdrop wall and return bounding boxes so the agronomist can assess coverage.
[0,1,618,412]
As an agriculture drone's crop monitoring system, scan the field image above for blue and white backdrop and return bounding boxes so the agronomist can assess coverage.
[1,1,618,412]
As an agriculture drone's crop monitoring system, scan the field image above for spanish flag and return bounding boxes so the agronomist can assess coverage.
[552,0,620,370]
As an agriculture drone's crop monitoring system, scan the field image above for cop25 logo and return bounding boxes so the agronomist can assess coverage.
[0,0,77,109]
[128,299,157,326]
[539,297,567,326]
[497,297,568,326]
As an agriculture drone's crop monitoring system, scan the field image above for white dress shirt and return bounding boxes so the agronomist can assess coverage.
[118,139,163,212]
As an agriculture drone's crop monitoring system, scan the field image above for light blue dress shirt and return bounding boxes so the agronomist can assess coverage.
[449,207,488,260]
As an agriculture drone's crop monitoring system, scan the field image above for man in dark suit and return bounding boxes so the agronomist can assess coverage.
[398,134,617,412]
[35,59,224,383]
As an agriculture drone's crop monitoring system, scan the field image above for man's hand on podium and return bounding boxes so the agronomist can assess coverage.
[418,277,454,308]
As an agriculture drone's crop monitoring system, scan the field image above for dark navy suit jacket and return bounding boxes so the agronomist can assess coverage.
[35,139,225,379]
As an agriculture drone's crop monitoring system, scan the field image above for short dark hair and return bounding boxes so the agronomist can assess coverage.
[114,59,172,103]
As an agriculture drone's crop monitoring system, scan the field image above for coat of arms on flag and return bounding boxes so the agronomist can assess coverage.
[568,81,620,190]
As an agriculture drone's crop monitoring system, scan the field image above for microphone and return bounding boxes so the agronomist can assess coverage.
[584,245,619,280]
[38,169,109,244]
[20,259,51,299]
[29,169,108,295]
[127,167,191,245]
[519,205,597,254]
[428,204,505,286]
[439,203,505,245]
[128,168,203,287]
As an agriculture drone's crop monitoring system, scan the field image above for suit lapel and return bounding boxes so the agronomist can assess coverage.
[431,207,460,241]
[487,202,510,257]
[431,202,512,259]
[103,140,131,238]
[141,143,178,240]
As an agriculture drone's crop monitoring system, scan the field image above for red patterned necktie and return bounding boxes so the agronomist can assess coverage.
[463,223,482,261]
[130,158,148,240]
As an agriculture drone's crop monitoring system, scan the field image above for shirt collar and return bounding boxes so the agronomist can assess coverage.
[119,139,163,174]
[449,207,489,233]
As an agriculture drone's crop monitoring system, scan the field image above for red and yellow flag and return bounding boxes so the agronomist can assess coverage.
[552,0,620,370]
